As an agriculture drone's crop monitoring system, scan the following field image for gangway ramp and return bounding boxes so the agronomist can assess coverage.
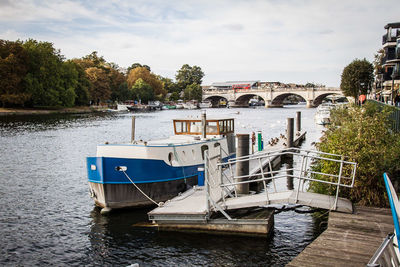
[222,190,353,213]
[214,148,357,216]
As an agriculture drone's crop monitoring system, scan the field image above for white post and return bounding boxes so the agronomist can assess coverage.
[131,116,135,142]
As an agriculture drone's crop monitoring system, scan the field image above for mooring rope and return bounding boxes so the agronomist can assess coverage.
[172,145,187,184]
[120,169,161,207]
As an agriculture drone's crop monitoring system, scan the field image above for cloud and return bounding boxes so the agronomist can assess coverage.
[0,0,399,86]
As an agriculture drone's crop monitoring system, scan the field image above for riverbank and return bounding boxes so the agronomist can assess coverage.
[0,106,108,116]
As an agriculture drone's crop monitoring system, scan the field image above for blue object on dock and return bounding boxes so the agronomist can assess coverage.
[198,167,205,186]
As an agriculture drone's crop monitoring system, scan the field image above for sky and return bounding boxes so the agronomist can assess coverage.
[0,0,399,87]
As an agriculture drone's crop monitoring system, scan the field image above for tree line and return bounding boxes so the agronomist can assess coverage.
[0,39,204,108]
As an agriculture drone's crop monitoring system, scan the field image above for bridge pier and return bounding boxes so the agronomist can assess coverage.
[306,100,315,108]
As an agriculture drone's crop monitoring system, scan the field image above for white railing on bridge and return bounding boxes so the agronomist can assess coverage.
[204,148,357,219]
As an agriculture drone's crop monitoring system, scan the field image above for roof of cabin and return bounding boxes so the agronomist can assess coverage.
[385,22,400,29]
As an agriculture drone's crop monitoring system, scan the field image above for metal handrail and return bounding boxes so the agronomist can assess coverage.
[367,234,400,267]
[204,148,357,216]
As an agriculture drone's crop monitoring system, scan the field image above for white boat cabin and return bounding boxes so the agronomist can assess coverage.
[173,118,234,137]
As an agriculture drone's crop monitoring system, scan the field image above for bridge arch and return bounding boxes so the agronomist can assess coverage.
[203,95,229,107]
[313,93,344,106]
[271,93,306,106]
[235,94,266,107]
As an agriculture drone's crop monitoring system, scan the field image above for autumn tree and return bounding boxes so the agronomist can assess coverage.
[127,62,151,73]
[85,67,112,102]
[127,67,166,98]
[340,58,374,102]
[0,40,30,107]
[82,51,106,68]
[74,53,127,103]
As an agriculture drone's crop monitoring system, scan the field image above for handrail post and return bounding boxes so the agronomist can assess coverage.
[334,156,344,210]
[295,154,306,202]
[204,150,210,218]
[236,134,249,194]
[258,157,269,203]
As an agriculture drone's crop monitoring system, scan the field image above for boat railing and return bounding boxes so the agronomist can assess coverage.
[204,148,357,218]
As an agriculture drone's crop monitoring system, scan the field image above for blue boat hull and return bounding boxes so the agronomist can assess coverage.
[86,153,235,209]
[86,157,202,208]
[87,157,200,184]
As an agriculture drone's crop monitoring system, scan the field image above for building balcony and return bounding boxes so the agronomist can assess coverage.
[382,30,400,45]
[393,64,400,79]
[396,44,400,59]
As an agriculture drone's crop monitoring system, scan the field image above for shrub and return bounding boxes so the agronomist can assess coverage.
[309,103,400,207]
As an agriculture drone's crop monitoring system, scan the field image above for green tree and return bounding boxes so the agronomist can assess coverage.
[169,91,180,101]
[22,39,72,107]
[59,61,78,107]
[159,76,180,94]
[183,83,202,101]
[66,60,90,106]
[130,78,154,104]
[309,103,400,207]
[175,64,204,90]
[111,82,130,102]
[0,39,30,107]
[340,58,374,102]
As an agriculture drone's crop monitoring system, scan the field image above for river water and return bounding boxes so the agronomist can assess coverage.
[0,106,327,266]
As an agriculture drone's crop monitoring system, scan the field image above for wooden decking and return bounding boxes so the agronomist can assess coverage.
[286,206,394,267]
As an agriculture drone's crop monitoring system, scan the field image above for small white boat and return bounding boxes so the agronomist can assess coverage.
[199,100,212,108]
[175,100,184,109]
[86,114,236,210]
[117,104,130,111]
[183,100,199,109]
[314,103,335,125]
[315,110,331,125]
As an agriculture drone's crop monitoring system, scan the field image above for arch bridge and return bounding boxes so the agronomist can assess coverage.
[203,86,342,108]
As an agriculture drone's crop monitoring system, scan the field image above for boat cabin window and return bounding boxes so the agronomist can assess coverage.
[173,118,234,136]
